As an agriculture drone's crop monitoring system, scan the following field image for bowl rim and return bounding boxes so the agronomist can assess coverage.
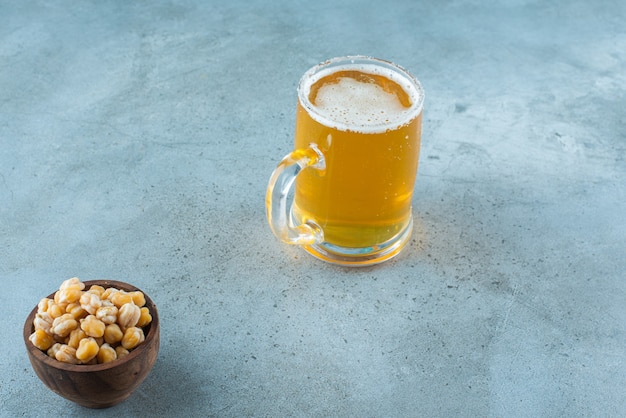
[24,279,159,373]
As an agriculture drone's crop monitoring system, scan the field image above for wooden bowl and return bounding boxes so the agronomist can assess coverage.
[23,280,160,408]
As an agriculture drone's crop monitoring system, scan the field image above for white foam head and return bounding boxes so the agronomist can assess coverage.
[299,56,424,134]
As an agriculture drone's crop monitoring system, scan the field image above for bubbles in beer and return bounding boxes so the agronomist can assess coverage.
[314,75,408,128]
[302,65,422,134]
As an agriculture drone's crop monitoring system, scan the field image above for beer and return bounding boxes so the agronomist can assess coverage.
[266,56,424,265]
[292,63,423,249]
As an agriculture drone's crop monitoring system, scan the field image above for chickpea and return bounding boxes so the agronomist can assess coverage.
[29,329,54,351]
[76,337,100,363]
[37,298,53,314]
[80,315,105,338]
[79,291,102,315]
[103,323,124,345]
[121,327,144,350]
[87,284,105,297]
[97,343,117,364]
[118,303,140,329]
[115,346,130,359]
[67,328,87,349]
[56,284,83,304]
[136,307,152,328]
[30,278,152,365]
[110,291,133,308]
[55,344,79,364]
[47,343,62,359]
[47,302,67,319]
[130,291,146,307]
[33,312,53,334]
[51,314,78,337]
[96,305,119,325]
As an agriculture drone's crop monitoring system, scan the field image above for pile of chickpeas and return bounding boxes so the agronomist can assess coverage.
[28,278,152,365]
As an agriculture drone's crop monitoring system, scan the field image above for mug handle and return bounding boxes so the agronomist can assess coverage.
[266,144,325,245]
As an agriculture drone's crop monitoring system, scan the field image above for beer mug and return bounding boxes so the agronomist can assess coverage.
[266,56,425,266]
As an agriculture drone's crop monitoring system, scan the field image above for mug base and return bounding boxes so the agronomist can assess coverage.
[301,218,413,267]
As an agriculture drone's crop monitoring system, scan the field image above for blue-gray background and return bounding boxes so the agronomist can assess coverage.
[1,0,624,416]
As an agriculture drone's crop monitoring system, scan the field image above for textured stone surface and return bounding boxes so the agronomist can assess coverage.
[2,0,625,416]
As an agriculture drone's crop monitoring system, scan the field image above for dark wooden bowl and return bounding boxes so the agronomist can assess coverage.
[23,280,160,408]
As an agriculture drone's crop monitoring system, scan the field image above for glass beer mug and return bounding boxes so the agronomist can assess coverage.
[266,56,425,266]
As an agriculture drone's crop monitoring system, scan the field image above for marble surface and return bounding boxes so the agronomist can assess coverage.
[1,0,625,416]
